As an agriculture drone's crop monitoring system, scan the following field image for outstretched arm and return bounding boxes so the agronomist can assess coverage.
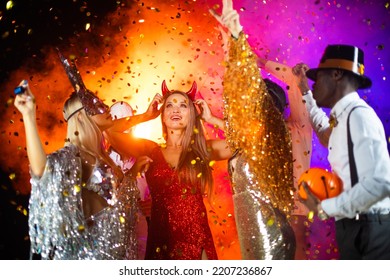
[292,63,331,147]
[14,80,47,177]
[261,60,310,125]
[102,94,162,159]
[97,93,163,133]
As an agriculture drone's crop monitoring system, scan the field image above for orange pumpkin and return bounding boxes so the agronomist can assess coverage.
[298,167,343,201]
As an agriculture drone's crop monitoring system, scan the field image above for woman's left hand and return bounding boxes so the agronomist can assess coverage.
[194,99,212,122]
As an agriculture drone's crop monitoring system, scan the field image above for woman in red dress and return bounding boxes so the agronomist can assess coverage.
[138,81,231,260]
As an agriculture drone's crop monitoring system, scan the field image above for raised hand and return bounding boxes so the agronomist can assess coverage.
[146,93,163,119]
[194,99,225,131]
[194,99,212,122]
[292,63,311,94]
[209,0,243,39]
[14,79,47,177]
[14,80,36,118]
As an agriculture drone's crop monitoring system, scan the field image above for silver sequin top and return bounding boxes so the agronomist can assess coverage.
[28,144,139,260]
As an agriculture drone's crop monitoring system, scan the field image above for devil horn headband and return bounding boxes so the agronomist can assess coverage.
[161,80,197,101]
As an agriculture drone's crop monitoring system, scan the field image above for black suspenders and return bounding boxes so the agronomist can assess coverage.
[347,106,366,187]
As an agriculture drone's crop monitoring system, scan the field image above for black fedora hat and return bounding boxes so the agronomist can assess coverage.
[306,44,372,89]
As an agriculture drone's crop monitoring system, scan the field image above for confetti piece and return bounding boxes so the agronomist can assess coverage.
[308,211,314,221]
[6,1,14,10]
[78,225,85,232]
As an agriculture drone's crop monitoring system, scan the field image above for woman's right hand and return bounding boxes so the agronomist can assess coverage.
[14,80,36,118]
[14,80,47,177]
[292,63,311,94]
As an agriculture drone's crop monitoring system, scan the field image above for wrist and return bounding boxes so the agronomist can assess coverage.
[205,115,215,124]
[317,204,329,221]
[231,30,243,40]
[23,112,37,123]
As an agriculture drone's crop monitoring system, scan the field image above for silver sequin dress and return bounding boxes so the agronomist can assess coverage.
[28,144,139,259]
[223,34,296,260]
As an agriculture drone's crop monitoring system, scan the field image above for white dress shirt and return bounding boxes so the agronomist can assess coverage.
[304,91,390,220]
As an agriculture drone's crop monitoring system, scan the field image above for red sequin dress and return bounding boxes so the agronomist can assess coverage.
[144,147,218,260]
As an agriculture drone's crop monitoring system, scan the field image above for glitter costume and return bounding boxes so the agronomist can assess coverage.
[144,146,218,260]
[28,144,139,260]
[224,33,295,259]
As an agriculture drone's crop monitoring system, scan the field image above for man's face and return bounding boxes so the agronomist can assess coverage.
[312,69,336,108]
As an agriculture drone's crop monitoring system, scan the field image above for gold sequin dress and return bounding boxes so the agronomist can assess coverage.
[224,33,295,259]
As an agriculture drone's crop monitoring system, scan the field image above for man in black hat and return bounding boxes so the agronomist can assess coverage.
[293,44,390,259]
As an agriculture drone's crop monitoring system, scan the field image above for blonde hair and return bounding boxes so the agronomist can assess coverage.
[63,93,118,171]
[160,91,214,198]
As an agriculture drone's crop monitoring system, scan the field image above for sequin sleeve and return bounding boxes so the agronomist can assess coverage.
[223,33,294,215]
[28,145,88,259]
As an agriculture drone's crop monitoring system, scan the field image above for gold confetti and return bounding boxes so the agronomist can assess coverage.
[119,216,125,223]
[191,159,196,165]
[197,172,202,178]
[9,173,16,180]
[6,1,14,10]
[266,219,274,226]
[308,211,314,221]
[78,225,85,232]
[209,160,216,167]
[74,185,81,193]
